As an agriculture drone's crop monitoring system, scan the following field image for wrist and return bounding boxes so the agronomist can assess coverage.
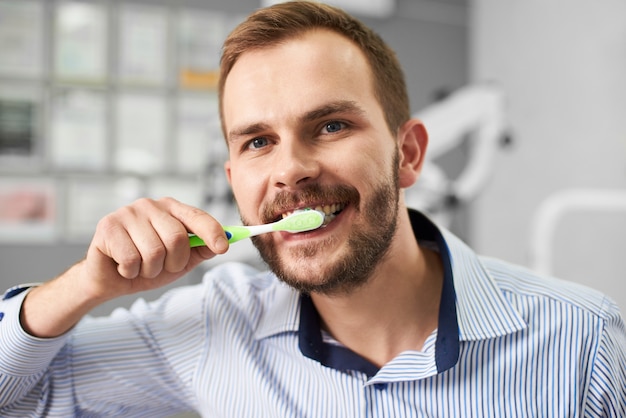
[20,261,109,338]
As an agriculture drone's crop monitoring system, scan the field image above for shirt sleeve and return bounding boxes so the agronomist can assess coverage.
[0,283,207,417]
[584,298,626,417]
[0,286,70,407]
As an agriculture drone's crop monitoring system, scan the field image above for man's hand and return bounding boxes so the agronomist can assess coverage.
[20,197,229,338]
[84,197,228,300]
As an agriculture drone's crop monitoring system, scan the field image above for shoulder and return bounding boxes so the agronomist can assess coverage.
[480,256,622,323]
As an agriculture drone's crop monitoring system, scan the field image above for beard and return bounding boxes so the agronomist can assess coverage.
[249,150,400,296]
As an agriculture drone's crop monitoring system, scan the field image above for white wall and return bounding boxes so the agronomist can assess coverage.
[470,0,626,311]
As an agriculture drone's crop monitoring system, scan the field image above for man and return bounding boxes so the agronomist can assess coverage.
[1,1,624,417]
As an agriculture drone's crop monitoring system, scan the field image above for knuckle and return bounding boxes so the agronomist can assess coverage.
[156,197,183,217]
[96,214,114,232]
[102,205,138,228]
[158,196,179,206]
[186,208,214,230]
[118,247,141,264]
[133,197,156,211]
[96,213,122,237]
[142,244,166,263]
[116,250,141,272]
[162,229,190,248]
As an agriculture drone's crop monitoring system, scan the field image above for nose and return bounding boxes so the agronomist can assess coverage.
[271,138,320,189]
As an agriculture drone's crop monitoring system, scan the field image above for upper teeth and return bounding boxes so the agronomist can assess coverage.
[315,203,344,216]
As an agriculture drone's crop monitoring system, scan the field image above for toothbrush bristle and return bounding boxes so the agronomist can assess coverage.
[282,209,324,233]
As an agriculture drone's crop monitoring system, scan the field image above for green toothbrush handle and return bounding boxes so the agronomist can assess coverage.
[188,225,251,247]
[222,225,251,243]
[188,234,206,248]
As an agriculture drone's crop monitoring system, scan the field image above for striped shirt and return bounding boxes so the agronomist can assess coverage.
[1,209,625,417]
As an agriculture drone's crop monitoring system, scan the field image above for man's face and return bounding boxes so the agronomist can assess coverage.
[222,29,401,295]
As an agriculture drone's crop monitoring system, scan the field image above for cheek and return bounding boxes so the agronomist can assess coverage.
[328,139,378,171]
[352,146,394,181]
[229,165,266,212]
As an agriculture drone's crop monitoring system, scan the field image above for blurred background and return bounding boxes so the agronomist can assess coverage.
[0,0,624,319]
[0,1,624,417]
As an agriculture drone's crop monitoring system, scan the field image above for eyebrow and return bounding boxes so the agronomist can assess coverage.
[227,100,366,144]
[227,122,270,144]
[300,100,366,123]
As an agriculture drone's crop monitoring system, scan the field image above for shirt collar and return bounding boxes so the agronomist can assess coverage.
[254,209,527,358]
[438,225,528,341]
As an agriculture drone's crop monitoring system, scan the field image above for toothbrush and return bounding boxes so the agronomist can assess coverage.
[188,209,325,247]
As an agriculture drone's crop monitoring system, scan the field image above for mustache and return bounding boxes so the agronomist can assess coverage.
[260,184,360,223]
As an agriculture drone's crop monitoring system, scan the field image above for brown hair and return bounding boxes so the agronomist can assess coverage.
[218,1,410,138]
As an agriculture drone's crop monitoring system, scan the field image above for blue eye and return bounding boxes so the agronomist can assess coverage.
[324,121,345,133]
[248,137,269,149]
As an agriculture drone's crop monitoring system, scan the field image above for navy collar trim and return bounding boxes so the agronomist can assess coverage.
[298,209,459,377]
[299,294,380,377]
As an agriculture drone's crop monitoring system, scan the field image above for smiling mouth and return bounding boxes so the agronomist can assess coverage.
[281,203,346,226]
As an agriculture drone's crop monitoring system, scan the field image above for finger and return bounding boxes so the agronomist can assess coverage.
[149,211,192,274]
[118,200,181,279]
[158,197,230,255]
[190,245,218,263]
[127,198,219,276]
[94,213,143,279]
[127,222,168,279]
[102,201,172,279]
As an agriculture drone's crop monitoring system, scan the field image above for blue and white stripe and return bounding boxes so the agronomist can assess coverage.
[1,211,624,417]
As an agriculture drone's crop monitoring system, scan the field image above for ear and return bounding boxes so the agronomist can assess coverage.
[397,118,429,189]
[224,160,233,186]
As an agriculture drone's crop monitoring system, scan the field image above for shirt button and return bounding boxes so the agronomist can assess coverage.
[373,383,387,390]
[0,312,4,321]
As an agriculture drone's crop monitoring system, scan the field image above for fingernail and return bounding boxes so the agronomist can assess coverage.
[215,236,229,253]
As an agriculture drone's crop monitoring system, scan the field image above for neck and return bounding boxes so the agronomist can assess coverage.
[310,210,443,368]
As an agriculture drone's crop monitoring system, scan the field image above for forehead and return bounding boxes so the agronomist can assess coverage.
[222,30,378,135]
